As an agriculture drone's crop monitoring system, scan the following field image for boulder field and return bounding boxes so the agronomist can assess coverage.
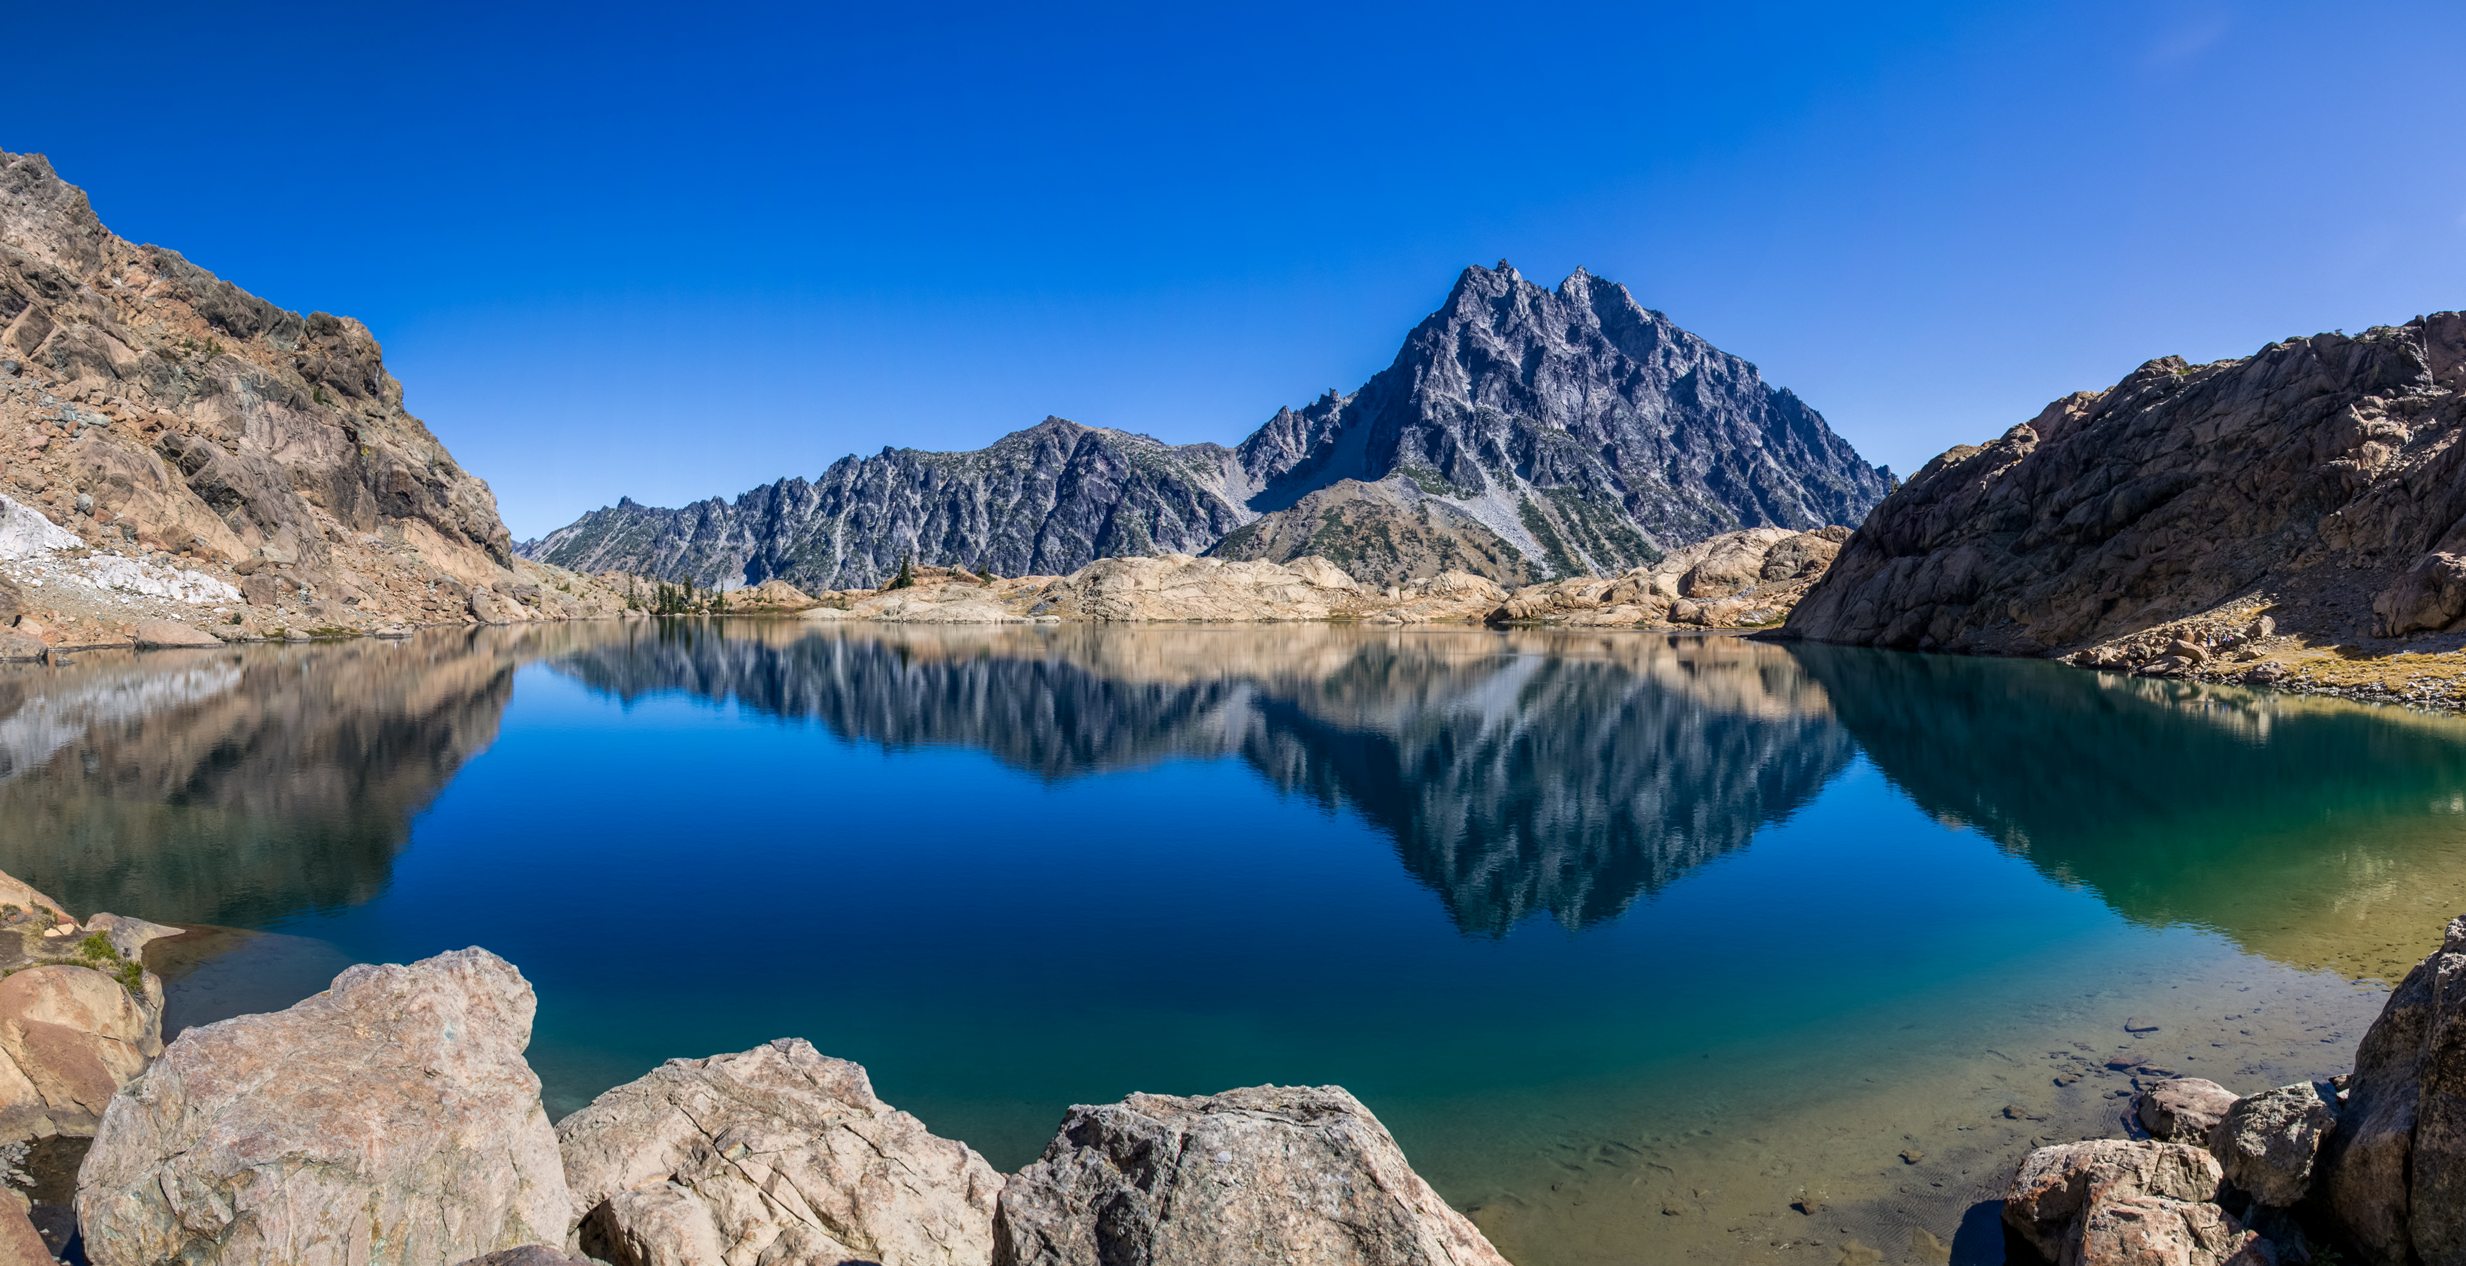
[30,922,1513,1266]
[2004,914,2466,1265]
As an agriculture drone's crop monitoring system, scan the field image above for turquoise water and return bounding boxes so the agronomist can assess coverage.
[2,622,2460,1264]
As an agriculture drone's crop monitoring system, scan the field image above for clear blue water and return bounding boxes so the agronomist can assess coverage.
[2,622,2459,1264]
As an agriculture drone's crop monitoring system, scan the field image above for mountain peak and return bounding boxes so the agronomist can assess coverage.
[532,261,1889,590]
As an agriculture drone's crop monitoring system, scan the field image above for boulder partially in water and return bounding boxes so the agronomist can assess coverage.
[2323,913,2466,1266]
[992,1084,1509,1266]
[558,1038,1000,1266]
[76,948,570,1266]
[2135,1078,2240,1145]
[0,873,168,1148]
[2002,1139,2227,1262]
[2209,1081,2338,1208]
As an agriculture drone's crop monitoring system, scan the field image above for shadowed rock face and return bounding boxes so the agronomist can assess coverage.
[524,264,1888,590]
[551,623,1855,933]
[1789,313,2466,655]
[2325,914,2466,1266]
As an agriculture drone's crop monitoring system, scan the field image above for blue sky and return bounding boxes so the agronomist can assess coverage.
[9,1,2465,538]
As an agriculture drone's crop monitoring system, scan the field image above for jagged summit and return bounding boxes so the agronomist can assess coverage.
[1228,259,1889,578]
[525,262,1889,590]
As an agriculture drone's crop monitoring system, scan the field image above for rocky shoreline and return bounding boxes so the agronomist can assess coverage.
[0,867,1515,1266]
[4,839,2460,1265]
[2000,915,2466,1266]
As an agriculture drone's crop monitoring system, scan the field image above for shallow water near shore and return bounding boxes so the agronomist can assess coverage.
[3,620,2461,1265]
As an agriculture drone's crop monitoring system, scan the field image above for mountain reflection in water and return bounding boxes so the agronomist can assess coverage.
[551,622,1853,934]
[0,620,2463,974]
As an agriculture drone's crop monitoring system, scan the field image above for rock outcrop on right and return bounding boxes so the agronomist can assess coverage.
[992,1084,1510,1266]
[2004,914,2466,1266]
[2324,913,2466,1266]
[1788,314,2466,675]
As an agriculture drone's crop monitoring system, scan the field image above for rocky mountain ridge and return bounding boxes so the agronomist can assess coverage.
[0,149,622,654]
[1788,312,2466,699]
[524,263,1889,589]
[523,417,1257,592]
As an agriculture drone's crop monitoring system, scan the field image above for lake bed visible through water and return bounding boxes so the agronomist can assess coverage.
[3,620,2460,1265]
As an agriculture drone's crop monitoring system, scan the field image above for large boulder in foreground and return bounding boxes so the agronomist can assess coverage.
[992,1084,1509,1266]
[2002,1139,2231,1263]
[558,1038,1000,1266]
[2324,913,2466,1266]
[77,948,570,1266]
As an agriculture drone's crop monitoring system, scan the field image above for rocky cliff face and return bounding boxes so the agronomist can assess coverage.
[525,263,1888,589]
[524,417,1255,593]
[1788,314,2466,663]
[0,150,619,649]
[1227,263,1888,581]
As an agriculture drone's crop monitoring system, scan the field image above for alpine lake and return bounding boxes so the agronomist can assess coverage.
[4,619,2460,1266]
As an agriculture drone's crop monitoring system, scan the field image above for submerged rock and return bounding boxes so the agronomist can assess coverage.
[2209,1081,2338,1207]
[2136,1078,2240,1145]
[558,1038,999,1266]
[2323,914,2466,1266]
[76,948,570,1266]
[992,1084,1510,1266]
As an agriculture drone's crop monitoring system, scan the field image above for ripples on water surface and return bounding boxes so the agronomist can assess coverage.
[4,621,2464,1265]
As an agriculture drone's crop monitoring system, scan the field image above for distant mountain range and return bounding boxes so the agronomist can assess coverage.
[522,263,1890,589]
